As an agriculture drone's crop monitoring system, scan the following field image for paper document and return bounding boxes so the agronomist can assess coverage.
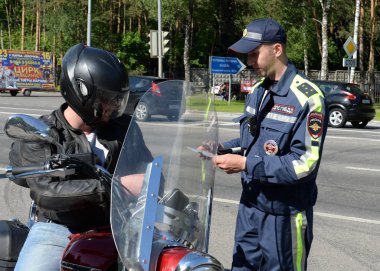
[187,146,215,158]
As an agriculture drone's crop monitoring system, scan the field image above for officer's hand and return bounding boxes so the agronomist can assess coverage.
[213,154,246,174]
[196,141,219,160]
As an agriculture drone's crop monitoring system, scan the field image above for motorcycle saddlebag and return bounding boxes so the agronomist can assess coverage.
[0,220,29,271]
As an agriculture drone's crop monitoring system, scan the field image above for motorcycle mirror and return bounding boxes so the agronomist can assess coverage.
[5,114,56,144]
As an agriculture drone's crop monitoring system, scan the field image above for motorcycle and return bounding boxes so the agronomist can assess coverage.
[1,80,224,271]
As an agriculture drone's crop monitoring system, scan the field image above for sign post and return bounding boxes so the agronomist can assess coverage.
[342,36,357,83]
[209,56,246,105]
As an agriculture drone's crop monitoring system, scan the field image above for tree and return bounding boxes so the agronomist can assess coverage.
[318,0,332,80]
[35,0,41,51]
[21,0,25,50]
[368,0,377,99]
[183,0,194,82]
[350,0,360,83]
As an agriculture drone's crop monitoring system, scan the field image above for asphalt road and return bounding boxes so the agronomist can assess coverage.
[0,92,379,271]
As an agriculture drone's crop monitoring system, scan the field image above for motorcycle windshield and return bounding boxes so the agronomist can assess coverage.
[111,80,219,271]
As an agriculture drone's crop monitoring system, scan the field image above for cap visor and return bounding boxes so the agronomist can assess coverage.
[228,38,261,54]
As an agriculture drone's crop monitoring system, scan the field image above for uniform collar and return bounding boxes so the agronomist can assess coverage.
[263,62,298,96]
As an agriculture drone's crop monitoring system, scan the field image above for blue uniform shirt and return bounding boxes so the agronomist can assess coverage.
[223,63,327,215]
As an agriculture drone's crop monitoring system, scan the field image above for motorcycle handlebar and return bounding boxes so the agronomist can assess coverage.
[9,164,48,175]
[5,161,76,180]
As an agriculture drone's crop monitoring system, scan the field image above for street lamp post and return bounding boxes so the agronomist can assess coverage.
[157,0,163,78]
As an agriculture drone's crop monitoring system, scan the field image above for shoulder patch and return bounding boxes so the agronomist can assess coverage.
[308,112,323,139]
[297,82,317,98]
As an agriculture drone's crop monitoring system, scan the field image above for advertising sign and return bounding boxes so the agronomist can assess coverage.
[0,49,54,90]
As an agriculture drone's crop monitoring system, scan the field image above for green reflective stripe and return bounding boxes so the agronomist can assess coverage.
[249,77,265,93]
[290,75,309,106]
[201,96,212,183]
[290,75,324,105]
[292,89,325,178]
[295,212,304,271]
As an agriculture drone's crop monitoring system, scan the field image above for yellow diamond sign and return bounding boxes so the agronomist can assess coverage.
[343,36,357,58]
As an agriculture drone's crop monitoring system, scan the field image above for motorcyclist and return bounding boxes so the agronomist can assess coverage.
[9,43,151,271]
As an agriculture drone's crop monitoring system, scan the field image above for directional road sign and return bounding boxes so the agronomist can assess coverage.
[210,56,246,74]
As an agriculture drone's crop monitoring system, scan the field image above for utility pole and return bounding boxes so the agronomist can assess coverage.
[157,0,163,78]
[87,0,92,46]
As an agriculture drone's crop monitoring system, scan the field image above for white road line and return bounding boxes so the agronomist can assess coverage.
[329,128,380,135]
[213,197,380,225]
[0,106,53,112]
[0,111,41,117]
[346,166,380,172]
[327,135,380,142]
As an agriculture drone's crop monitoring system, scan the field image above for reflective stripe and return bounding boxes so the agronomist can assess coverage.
[290,77,325,179]
[290,75,324,106]
[245,31,262,40]
[246,106,256,115]
[292,212,307,271]
[265,112,297,124]
[249,77,265,93]
[292,96,324,178]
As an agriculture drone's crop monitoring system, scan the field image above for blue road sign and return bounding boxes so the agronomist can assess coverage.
[210,56,246,74]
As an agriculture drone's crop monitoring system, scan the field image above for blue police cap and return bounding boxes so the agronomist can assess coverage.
[229,18,287,54]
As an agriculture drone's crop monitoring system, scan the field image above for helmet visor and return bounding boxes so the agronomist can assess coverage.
[93,88,129,123]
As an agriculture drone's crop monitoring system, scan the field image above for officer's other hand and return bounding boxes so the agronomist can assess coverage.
[213,154,246,174]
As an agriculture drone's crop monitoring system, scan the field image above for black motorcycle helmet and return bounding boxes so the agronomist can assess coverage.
[60,43,129,126]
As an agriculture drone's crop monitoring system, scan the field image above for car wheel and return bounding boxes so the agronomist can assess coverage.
[23,89,32,96]
[351,120,369,128]
[329,108,347,128]
[10,90,18,96]
[135,102,150,121]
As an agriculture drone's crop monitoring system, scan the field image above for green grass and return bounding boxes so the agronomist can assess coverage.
[375,103,380,121]
[187,94,245,113]
[213,99,245,113]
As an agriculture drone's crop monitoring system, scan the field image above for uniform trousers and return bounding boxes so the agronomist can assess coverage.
[231,203,313,271]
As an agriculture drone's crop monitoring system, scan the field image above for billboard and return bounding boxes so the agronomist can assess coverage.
[0,49,54,90]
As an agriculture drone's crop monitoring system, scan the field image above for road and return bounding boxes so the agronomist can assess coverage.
[0,92,379,271]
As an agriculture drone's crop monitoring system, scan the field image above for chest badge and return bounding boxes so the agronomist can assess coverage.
[264,140,278,155]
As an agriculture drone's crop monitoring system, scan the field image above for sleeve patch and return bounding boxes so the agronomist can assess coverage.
[297,82,317,97]
[308,112,323,139]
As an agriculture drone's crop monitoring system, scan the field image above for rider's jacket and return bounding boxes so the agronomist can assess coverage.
[223,63,327,215]
[9,103,151,230]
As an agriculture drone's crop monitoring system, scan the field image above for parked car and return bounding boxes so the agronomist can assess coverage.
[312,80,376,128]
[125,75,167,118]
[127,76,185,121]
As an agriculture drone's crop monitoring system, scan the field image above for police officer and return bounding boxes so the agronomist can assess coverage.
[214,19,327,270]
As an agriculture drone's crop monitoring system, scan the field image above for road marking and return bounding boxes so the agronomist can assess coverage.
[0,111,41,117]
[0,106,53,112]
[213,197,380,225]
[329,128,380,135]
[327,135,380,142]
[346,166,380,172]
